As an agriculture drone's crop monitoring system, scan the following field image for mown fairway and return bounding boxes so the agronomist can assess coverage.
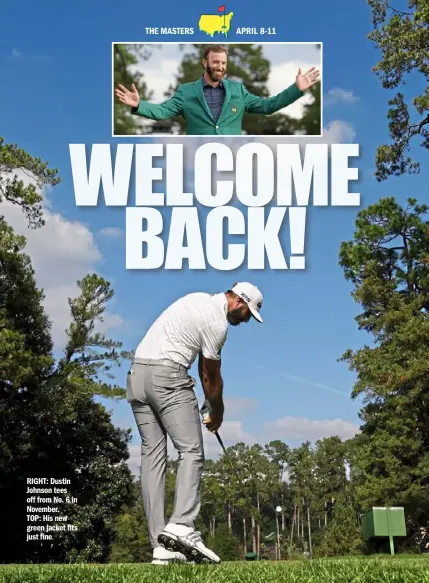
[1,556,429,583]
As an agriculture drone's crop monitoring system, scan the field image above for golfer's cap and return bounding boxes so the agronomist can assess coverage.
[231,282,263,323]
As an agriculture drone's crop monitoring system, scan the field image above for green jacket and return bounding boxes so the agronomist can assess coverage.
[131,78,304,136]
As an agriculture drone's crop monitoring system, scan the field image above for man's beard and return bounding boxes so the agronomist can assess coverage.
[206,64,225,82]
[227,307,246,326]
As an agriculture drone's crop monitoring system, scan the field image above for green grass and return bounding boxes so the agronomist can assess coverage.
[1,556,428,583]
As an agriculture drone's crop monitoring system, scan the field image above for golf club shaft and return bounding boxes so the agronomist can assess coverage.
[201,403,243,486]
[214,430,243,486]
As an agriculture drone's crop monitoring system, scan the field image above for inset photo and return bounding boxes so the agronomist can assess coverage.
[113,42,322,137]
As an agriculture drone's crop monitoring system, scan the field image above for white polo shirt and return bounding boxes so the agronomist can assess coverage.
[134,292,228,368]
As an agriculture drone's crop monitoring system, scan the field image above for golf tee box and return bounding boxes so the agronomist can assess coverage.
[360,507,406,555]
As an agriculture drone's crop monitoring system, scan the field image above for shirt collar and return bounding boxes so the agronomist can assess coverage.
[202,75,224,88]
[211,293,228,318]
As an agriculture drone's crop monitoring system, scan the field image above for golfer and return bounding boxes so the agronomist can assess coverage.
[115,45,320,135]
[126,282,263,565]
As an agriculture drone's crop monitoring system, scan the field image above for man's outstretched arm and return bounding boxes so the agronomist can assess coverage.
[244,67,320,115]
[115,82,184,121]
[244,84,304,115]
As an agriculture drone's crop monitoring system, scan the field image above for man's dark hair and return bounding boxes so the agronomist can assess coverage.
[203,45,228,60]
[226,283,238,297]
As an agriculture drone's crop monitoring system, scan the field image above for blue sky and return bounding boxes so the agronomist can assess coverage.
[1,0,427,472]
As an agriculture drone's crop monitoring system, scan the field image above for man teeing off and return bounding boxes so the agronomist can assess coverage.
[127,282,263,565]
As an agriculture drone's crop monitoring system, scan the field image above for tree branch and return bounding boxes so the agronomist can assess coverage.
[386,2,413,16]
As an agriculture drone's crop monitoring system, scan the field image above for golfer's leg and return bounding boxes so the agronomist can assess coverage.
[128,367,167,548]
[148,367,204,528]
[164,390,204,527]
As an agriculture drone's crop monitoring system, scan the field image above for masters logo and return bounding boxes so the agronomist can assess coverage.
[199,5,233,38]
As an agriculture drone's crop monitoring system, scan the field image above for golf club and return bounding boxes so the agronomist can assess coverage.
[200,402,278,558]
[200,401,244,487]
[213,430,244,486]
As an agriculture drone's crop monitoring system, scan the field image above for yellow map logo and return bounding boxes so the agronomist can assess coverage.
[199,5,234,37]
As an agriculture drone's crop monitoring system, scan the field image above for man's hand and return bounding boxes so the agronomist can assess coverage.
[203,406,224,433]
[295,67,320,92]
[115,83,140,108]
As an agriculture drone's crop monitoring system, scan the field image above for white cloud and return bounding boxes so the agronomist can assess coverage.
[1,171,123,347]
[12,48,21,58]
[97,312,124,333]
[203,420,257,459]
[263,416,360,442]
[127,444,142,477]
[317,119,356,143]
[224,397,257,416]
[131,57,181,104]
[245,118,356,146]
[99,226,123,238]
[267,60,319,120]
[325,88,359,106]
[169,118,355,153]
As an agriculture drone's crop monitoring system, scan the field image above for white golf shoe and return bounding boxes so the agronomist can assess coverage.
[151,545,188,565]
[158,523,221,564]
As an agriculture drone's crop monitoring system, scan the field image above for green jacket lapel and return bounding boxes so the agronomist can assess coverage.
[193,80,214,121]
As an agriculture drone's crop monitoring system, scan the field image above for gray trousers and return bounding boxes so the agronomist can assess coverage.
[127,358,205,548]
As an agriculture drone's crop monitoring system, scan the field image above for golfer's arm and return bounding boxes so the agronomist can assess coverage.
[244,83,304,115]
[198,353,224,411]
[131,86,184,121]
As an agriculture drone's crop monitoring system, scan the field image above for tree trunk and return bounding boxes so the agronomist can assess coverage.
[276,512,281,560]
[297,506,300,539]
[257,492,261,558]
[257,522,260,559]
[252,515,256,553]
[307,503,313,558]
[212,516,216,539]
[243,517,247,553]
[301,501,304,539]
[290,504,296,544]
[228,504,232,531]
[281,493,285,530]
